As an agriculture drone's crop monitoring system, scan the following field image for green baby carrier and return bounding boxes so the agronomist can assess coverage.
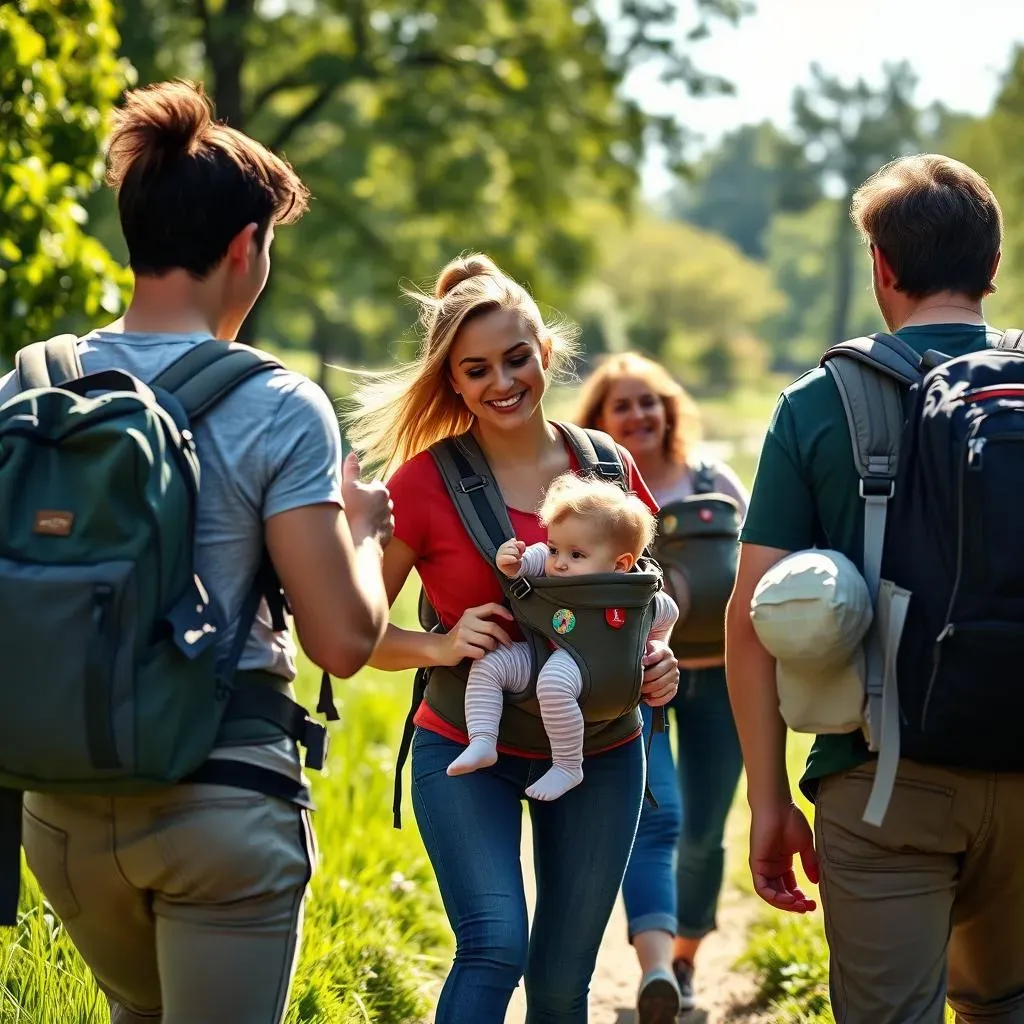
[0,335,338,925]
[653,464,741,661]
[393,422,664,826]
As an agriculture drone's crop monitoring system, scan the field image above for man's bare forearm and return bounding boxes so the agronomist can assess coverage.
[368,622,447,672]
[725,589,791,811]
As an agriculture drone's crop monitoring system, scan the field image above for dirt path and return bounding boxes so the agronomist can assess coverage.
[504,815,767,1024]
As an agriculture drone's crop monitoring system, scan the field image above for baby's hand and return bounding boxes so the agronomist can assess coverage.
[496,538,527,577]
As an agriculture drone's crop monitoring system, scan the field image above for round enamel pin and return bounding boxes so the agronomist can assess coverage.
[552,609,576,635]
[662,513,678,534]
[605,607,626,630]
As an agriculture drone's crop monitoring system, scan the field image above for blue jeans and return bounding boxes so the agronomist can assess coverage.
[621,665,743,940]
[411,727,645,1024]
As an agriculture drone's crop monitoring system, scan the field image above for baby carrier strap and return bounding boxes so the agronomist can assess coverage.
[692,462,717,495]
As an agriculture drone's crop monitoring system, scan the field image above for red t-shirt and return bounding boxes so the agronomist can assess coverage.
[387,436,660,756]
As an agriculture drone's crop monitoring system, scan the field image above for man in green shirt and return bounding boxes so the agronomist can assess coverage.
[726,154,1024,1023]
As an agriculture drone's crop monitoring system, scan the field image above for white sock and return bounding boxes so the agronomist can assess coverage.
[526,763,584,801]
[447,736,499,776]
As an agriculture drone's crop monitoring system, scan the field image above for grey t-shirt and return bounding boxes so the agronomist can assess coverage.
[0,330,344,788]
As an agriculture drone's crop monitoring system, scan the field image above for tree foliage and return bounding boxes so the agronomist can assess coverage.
[669,121,820,259]
[784,61,921,343]
[950,46,1024,321]
[0,0,132,357]
[577,202,784,390]
[107,0,750,365]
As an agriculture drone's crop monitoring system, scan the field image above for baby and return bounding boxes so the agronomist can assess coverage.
[447,472,679,800]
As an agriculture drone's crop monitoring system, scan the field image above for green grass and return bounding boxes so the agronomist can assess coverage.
[2,583,449,1024]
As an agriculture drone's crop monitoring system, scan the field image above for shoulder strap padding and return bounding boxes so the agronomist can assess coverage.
[820,333,922,483]
[15,335,84,391]
[553,422,626,486]
[999,328,1024,351]
[152,341,283,421]
[429,432,516,565]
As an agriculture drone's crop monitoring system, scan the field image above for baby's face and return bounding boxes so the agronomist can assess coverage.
[545,514,632,577]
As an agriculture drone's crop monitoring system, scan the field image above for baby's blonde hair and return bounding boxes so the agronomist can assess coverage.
[539,473,655,558]
[345,253,579,475]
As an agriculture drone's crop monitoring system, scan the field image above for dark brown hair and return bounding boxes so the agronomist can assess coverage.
[106,80,310,277]
[851,154,1002,300]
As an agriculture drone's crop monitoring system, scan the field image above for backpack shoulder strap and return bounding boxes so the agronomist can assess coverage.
[998,328,1024,351]
[819,332,923,602]
[553,422,626,487]
[820,333,924,777]
[15,334,83,391]
[428,432,516,565]
[151,340,282,422]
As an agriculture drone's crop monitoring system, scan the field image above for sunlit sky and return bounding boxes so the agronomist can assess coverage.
[626,0,1021,195]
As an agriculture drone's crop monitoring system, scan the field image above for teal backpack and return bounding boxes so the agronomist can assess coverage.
[0,336,337,924]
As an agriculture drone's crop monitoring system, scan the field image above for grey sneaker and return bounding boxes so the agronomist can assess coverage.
[672,957,696,1013]
[636,966,681,1024]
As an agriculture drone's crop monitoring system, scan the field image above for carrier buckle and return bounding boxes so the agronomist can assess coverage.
[457,474,488,493]
[509,577,532,600]
[859,477,894,499]
[594,461,621,480]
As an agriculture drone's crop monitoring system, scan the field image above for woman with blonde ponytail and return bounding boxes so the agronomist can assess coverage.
[349,255,680,1023]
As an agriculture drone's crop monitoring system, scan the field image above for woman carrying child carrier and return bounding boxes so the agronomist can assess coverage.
[348,256,679,1023]
[576,352,748,1021]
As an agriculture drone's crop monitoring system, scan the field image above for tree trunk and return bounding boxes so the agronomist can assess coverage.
[830,191,855,344]
[202,0,251,129]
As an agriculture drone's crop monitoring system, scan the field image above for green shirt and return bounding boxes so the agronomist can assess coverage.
[740,323,1003,801]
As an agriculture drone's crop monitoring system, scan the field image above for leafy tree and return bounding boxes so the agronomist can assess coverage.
[578,202,784,390]
[950,46,1024,321]
[759,198,881,370]
[669,121,821,259]
[110,0,751,366]
[0,0,132,358]
[784,61,921,343]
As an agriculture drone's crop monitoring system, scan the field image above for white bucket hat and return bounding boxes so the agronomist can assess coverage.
[750,549,872,735]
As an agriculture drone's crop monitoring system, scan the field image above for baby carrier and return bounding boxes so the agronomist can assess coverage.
[653,464,741,661]
[392,422,664,826]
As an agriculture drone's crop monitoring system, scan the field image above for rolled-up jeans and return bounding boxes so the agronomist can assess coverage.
[622,665,743,940]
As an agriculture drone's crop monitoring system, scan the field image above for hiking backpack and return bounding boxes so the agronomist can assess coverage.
[653,464,741,661]
[820,327,1024,826]
[0,335,337,924]
[392,422,665,827]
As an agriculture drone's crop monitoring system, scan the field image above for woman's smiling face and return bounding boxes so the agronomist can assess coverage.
[448,308,548,430]
[597,376,668,460]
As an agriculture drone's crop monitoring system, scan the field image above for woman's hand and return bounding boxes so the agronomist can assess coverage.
[437,603,515,666]
[640,639,679,707]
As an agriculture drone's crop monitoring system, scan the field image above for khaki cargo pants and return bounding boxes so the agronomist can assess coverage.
[23,784,316,1024]
[815,761,1024,1024]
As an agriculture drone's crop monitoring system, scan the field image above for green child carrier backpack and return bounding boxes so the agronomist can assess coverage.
[392,422,665,826]
[0,336,338,925]
[653,464,741,661]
